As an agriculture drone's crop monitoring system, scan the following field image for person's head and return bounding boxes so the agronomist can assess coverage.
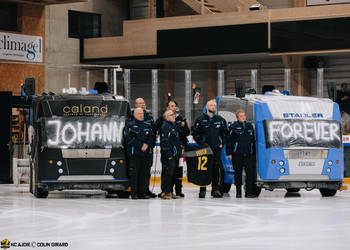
[164,110,175,122]
[166,100,177,113]
[236,109,246,123]
[135,98,146,110]
[206,100,217,114]
[134,107,144,121]
[94,82,109,94]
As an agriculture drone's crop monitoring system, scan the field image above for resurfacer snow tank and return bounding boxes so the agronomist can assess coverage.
[30,94,131,198]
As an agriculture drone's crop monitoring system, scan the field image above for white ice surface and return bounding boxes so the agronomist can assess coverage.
[1,184,350,250]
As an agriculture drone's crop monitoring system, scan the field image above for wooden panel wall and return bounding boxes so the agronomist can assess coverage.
[84,10,269,59]
[0,4,45,96]
[84,4,350,60]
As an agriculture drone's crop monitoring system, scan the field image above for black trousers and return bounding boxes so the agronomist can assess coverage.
[128,156,148,196]
[231,154,255,195]
[160,159,182,193]
[144,156,153,193]
[161,157,179,194]
[200,148,224,193]
[174,164,183,195]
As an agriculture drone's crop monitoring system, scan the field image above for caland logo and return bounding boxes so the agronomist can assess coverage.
[1,239,10,249]
[283,113,324,118]
[62,105,108,116]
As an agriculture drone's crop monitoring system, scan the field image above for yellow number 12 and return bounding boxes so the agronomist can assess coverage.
[198,156,208,171]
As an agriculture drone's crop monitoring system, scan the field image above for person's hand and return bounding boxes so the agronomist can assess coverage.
[141,144,148,152]
[181,121,185,127]
[227,154,232,160]
[219,144,223,148]
[168,157,173,160]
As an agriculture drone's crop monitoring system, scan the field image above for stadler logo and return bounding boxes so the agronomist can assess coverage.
[0,32,42,62]
[283,113,324,118]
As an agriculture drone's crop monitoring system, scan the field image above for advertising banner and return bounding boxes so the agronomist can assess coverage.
[0,32,43,62]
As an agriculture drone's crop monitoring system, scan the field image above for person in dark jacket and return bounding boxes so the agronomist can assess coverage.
[156,100,189,144]
[191,100,228,198]
[226,109,256,198]
[124,108,155,199]
[134,98,157,198]
[160,110,182,200]
[156,100,190,197]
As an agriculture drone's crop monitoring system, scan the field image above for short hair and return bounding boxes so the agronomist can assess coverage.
[235,109,245,117]
[134,107,143,116]
[163,110,173,119]
[135,98,144,104]
[166,100,177,107]
[206,100,216,108]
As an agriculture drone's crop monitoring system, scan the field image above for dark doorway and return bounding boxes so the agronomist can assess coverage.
[0,92,12,183]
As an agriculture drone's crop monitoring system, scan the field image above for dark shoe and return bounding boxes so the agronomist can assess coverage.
[236,187,242,198]
[146,191,157,198]
[138,195,150,199]
[212,190,223,198]
[158,192,165,199]
[245,194,257,198]
[176,193,185,198]
[199,191,206,199]
[131,195,138,200]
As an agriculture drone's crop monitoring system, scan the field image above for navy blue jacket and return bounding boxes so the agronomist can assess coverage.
[143,110,157,136]
[226,121,255,156]
[160,121,182,159]
[123,119,155,157]
[156,114,190,145]
[132,109,157,136]
[191,113,228,150]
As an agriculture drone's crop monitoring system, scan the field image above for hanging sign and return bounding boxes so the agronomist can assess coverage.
[0,32,43,62]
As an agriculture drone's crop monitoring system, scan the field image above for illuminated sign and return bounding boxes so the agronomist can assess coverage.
[264,119,342,148]
[42,117,125,148]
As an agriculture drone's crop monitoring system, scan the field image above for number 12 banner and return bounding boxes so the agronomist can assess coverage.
[184,145,214,186]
